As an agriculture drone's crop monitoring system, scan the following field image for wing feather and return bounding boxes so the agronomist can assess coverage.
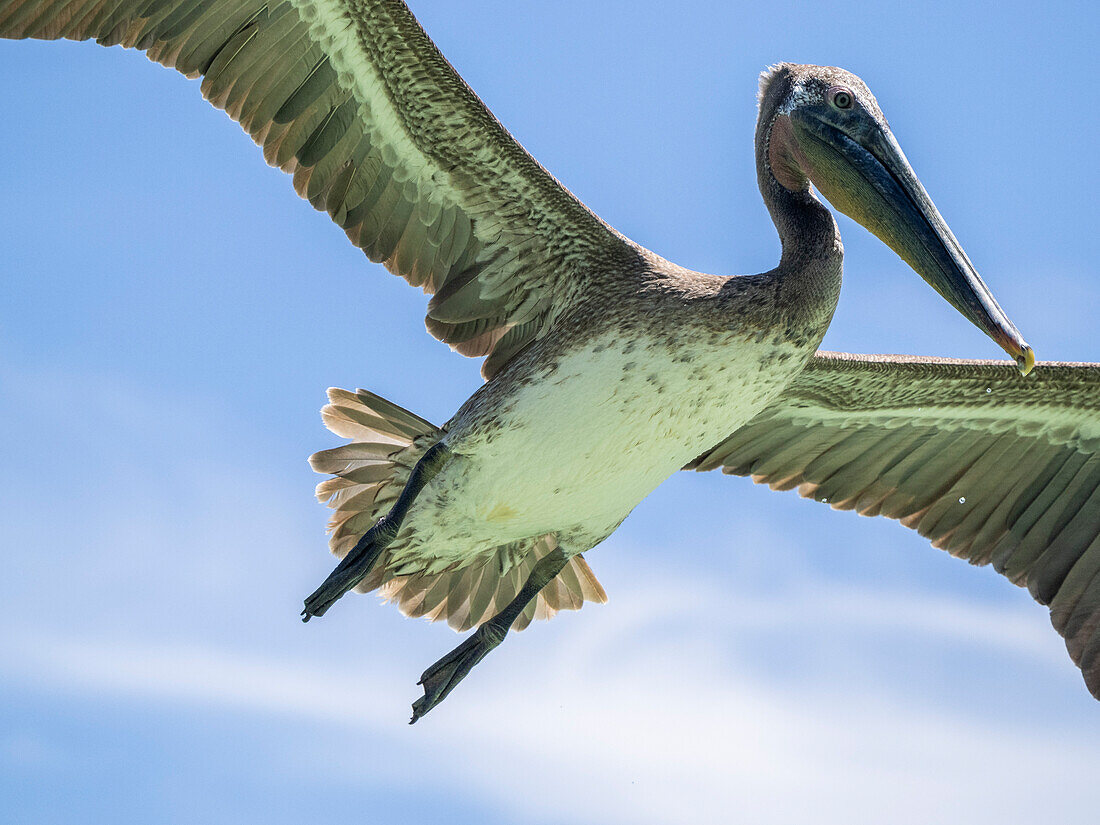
[689,351,1100,697]
[0,0,633,377]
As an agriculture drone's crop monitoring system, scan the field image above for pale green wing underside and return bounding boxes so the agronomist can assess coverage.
[692,351,1100,696]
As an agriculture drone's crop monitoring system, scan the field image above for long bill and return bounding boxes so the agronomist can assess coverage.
[792,113,1035,375]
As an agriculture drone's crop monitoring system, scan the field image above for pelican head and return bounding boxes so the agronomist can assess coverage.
[760,64,1034,375]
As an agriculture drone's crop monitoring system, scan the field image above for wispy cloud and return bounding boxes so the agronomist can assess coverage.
[3,564,1097,825]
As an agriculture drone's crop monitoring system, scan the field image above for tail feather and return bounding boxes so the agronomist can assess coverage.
[320,388,434,443]
[311,387,607,632]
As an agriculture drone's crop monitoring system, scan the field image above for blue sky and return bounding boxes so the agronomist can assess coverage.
[2,0,1099,822]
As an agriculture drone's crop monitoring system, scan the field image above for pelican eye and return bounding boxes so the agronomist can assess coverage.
[828,86,854,110]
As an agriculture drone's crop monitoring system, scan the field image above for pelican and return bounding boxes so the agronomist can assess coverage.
[3,0,1098,723]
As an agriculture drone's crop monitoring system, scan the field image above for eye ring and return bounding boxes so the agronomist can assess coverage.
[828,86,854,110]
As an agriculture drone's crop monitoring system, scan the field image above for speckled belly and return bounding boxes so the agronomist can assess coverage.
[416,327,812,554]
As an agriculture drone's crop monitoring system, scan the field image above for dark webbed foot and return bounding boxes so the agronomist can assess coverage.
[408,546,569,723]
[301,517,397,621]
[410,623,506,723]
[302,442,452,622]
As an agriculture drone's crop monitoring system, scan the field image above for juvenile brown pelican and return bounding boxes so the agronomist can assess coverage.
[3,0,1098,721]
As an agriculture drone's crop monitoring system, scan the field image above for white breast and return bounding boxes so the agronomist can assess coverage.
[434,328,808,550]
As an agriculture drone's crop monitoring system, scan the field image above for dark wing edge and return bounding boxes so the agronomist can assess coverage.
[0,0,630,377]
[688,351,1100,698]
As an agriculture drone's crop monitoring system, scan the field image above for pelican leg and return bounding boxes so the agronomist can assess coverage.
[301,441,452,621]
[410,546,569,724]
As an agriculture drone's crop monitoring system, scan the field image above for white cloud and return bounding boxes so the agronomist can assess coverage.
[3,565,1097,825]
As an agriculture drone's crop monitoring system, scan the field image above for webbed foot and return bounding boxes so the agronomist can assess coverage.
[410,623,506,723]
[301,517,397,621]
[302,441,452,622]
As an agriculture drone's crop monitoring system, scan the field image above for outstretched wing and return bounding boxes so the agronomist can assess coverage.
[0,0,631,377]
[689,351,1100,696]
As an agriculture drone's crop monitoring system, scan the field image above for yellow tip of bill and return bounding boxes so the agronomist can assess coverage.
[1016,345,1036,376]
